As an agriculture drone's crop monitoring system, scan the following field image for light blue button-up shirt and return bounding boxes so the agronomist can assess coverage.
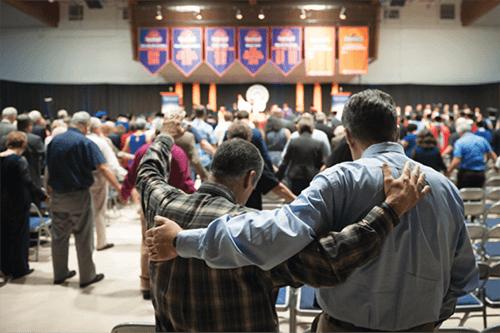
[176,142,478,330]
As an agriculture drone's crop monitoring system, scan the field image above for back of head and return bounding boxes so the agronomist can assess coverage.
[57,109,68,119]
[194,106,206,118]
[297,118,313,134]
[29,110,43,123]
[223,112,234,122]
[212,138,264,185]
[2,106,17,121]
[5,131,27,149]
[456,118,472,134]
[342,89,397,144]
[417,130,438,148]
[163,105,186,121]
[135,117,147,131]
[89,117,102,132]
[407,123,418,133]
[227,121,252,141]
[315,112,326,123]
[70,111,91,128]
[236,110,250,120]
[16,114,32,132]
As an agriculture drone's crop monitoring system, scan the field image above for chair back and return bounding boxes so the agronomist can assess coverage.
[467,224,488,241]
[487,226,500,239]
[486,177,500,187]
[464,202,485,220]
[488,202,500,215]
[460,188,485,201]
[438,328,479,333]
[482,324,500,333]
[490,262,500,278]
[111,322,155,333]
[486,188,500,202]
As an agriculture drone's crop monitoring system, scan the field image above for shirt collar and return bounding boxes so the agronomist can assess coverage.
[361,142,405,158]
[198,182,237,203]
[68,127,84,135]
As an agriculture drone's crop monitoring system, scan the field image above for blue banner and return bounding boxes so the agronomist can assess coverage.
[172,27,203,76]
[138,28,169,75]
[205,27,236,76]
[271,27,302,75]
[238,27,268,76]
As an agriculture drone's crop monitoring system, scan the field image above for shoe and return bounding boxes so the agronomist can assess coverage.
[12,268,34,279]
[97,243,114,251]
[142,290,151,300]
[80,273,104,288]
[54,270,76,284]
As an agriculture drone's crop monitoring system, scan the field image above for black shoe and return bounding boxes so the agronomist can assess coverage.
[142,290,151,300]
[12,268,34,279]
[54,270,76,284]
[97,243,114,251]
[80,273,104,288]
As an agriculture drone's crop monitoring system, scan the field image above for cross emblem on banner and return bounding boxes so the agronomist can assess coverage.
[243,48,264,65]
[147,50,160,65]
[176,49,198,66]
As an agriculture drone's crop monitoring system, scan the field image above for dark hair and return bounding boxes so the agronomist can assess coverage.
[5,131,28,149]
[211,138,264,185]
[16,114,32,132]
[297,119,313,134]
[407,123,418,132]
[224,112,234,122]
[417,130,438,149]
[227,121,252,141]
[236,110,250,120]
[342,89,397,143]
[266,116,283,132]
[194,106,206,118]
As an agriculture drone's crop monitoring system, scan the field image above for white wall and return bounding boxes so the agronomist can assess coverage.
[0,1,499,85]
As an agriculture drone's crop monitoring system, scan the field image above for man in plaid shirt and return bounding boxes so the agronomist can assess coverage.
[138,134,428,332]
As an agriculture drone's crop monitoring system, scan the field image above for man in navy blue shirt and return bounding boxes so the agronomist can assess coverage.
[446,120,497,188]
[47,111,120,288]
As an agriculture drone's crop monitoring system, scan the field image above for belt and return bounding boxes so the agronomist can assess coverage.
[324,313,435,332]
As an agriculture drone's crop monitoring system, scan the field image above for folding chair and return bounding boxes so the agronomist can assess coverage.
[276,287,290,312]
[485,263,500,319]
[29,203,51,261]
[438,328,479,333]
[467,224,488,259]
[482,324,500,333]
[485,177,500,188]
[486,188,500,202]
[460,188,485,202]
[110,322,155,333]
[484,227,500,261]
[464,202,486,224]
[485,202,500,229]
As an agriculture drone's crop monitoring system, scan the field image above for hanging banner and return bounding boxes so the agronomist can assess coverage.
[270,27,302,75]
[172,27,203,76]
[238,27,268,76]
[338,26,369,75]
[205,27,236,76]
[304,26,335,76]
[138,28,169,75]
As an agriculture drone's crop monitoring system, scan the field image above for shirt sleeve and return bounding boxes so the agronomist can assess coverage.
[269,205,397,288]
[175,172,337,270]
[87,140,106,169]
[453,141,463,159]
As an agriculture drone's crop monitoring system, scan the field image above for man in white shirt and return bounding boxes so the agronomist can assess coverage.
[88,117,124,251]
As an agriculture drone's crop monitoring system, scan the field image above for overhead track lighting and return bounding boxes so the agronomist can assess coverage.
[300,9,307,20]
[195,10,202,20]
[339,6,347,20]
[155,5,163,21]
[235,9,243,20]
[258,9,265,20]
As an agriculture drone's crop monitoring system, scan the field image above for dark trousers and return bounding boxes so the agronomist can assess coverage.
[0,209,30,278]
[316,313,436,332]
[457,169,485,189]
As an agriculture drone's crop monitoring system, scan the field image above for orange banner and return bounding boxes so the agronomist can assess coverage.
[296,83,304,113]
[304,27,335,76]
[313,83,322,113]
[208,83,217,111]
[192,82,200,106]
[338,26,369,75]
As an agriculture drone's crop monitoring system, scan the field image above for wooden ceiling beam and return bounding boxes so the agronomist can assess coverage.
[461,0,500,26]
[2,0,59,27]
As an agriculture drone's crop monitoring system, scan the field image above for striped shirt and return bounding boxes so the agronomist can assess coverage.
[137,134,399,332]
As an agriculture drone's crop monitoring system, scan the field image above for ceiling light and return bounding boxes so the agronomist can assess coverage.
[258,9,265,20]
[339,7,347,20]
[155,5,163,21]
[302,4,328,11]
[235,9,243,20]
[300,9,307,20]
[173,5,201,13]
[195,10,202,20]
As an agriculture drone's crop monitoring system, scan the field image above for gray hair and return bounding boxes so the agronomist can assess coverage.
[2,107,18,119]
[57,109,68,119]
[456,119,472,134]
[29,110,43,123]
[212,139,264,186]
[89,117,102,131]
[163,105,186,120]
[70,111,91,127]
[135,117,147,130]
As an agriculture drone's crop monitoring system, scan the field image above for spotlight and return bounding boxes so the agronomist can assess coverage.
[300,9,307,20]
[235,9,243,20]
[195,11,202,20]
[258,9,265,20]
[339,6,347,20]
[155,5,163,21]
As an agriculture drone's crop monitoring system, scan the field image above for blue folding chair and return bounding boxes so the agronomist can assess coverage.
[485,263,500,311]
[484,227,500,261]
[296,285,321,316]
[276,287,290,312]
[29,203,51,261]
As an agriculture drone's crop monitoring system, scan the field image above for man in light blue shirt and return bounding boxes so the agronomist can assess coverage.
[446,120,496,189]
[149,90,478,331]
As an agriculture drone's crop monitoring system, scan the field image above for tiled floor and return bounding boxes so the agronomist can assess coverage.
[1,204,499,332]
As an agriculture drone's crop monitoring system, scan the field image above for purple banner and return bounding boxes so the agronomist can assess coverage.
[138,28,169,75]
[172,27,203,76]
[205,27,236,76]
[238,27,268,76]
[271,27,302,75]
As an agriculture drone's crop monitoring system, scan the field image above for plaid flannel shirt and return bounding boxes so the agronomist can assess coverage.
[137,134,399,332]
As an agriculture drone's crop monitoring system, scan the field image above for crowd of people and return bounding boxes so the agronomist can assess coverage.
[0,89,495,331]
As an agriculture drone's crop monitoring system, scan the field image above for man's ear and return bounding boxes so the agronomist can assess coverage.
[244,170,257,189]
[345,128,354,148]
